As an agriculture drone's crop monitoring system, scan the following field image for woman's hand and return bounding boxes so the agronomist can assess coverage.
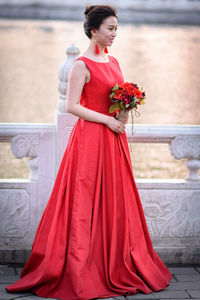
[106,117,126,134]
[106,110,129,133]
[116,110,129,124]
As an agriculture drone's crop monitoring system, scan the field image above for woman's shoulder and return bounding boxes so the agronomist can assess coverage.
[71,58,87,71]
[69,58,89,78]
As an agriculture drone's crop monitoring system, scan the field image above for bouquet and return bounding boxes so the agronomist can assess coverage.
[109,81,146,151]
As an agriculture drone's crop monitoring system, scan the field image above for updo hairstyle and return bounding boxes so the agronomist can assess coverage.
[83,5,118,39]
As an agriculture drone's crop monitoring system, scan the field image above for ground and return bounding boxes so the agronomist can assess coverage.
[1,264,200,300]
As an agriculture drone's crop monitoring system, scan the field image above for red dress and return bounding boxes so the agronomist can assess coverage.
[6,55,172,300]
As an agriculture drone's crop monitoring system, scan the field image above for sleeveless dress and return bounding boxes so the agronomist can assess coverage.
[5,55,172,300]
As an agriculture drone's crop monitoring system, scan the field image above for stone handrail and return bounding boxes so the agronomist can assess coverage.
[127,124,200,181]
[1,122,200,182]
[0,123,55,181]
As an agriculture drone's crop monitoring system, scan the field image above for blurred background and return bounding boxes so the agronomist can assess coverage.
[0,0,200,179]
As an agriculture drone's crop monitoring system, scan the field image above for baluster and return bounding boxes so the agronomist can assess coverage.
[169,135,200,181]
[57,44,80,113]
[55,44,80,172]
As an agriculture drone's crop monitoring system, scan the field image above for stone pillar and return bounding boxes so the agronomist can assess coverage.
[55,44,80,173]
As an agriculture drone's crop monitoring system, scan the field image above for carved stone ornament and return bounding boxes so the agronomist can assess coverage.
[11,134,38,159]
[169,135,200,181]
[169,135,200,160]
[10,134,39,180]
[0,189,30,244]
[140,189,200,240]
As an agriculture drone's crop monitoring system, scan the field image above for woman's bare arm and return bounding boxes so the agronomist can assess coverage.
[66,60,126,133]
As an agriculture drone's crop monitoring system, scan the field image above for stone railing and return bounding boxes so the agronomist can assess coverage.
[127,124,200,181]
[0,44,200,265]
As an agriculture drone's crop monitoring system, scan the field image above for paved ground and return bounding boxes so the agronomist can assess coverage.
[0,264,200,300]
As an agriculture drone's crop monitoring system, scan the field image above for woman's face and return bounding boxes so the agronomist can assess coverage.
[92,16,118,47]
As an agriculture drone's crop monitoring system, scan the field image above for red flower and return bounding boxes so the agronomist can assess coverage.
[120,82,135,95]
[114,89,123,100]
[134,89,142,99]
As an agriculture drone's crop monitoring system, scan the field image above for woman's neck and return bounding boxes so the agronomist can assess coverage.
[83,40,108,61]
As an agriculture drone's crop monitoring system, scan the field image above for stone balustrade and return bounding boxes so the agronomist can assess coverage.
[0,44,199,265]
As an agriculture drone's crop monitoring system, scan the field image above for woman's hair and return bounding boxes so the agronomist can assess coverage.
[83,5,118,39]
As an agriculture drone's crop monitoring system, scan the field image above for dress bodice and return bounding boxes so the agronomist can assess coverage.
[74,55,124,116]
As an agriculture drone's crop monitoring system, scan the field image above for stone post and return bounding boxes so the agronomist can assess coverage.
[55,44,80,173]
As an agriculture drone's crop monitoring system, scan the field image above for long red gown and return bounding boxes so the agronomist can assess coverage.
[6,55,172,300]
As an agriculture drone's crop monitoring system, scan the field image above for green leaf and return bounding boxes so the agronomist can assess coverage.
[109,102,121,113]
[109,92,115,99]
[140,100,146,105]
[119,101,124,110]
[112,83,119,91]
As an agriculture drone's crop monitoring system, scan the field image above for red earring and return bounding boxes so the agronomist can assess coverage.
[95,44,100,54]
[104,46,108,53]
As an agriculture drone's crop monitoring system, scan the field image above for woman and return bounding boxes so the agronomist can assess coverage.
[6,5,172,300]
